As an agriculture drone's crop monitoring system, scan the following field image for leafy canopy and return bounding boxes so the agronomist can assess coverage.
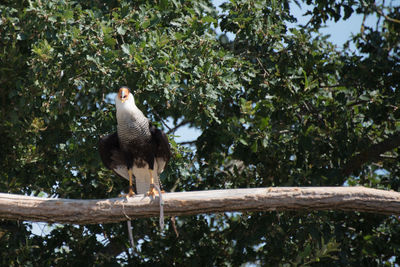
[1,0,399,265]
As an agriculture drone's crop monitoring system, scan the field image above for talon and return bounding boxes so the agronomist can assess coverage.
[146,184,155,196]
[119,185,135,198]
[146,185,165,196]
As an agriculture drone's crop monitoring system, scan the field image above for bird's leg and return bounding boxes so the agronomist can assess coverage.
[128,169,135,197]
[146,169,155,196]
[146,170,165,196]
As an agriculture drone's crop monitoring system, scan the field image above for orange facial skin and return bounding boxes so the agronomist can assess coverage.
[118,87,130,103]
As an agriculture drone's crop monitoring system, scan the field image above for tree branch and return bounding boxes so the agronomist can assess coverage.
[167,119,190,134]
[0,187,399,224]
[374,3,400,24]
[342,132,400,176]
[178,140,197,146]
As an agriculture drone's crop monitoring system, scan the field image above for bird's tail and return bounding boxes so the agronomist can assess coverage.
[132,166,160,195]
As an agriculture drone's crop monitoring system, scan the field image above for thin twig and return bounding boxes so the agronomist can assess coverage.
[178,140,197,146]
[256,57,269,78]
[376,0,384,29]
[374,3,400,24]
[171,217,179,237]
[167,120,190,134]
[150,108,172,131]
[360,13,367,40]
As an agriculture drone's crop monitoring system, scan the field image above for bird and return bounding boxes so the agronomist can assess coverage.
[99,86,171,197]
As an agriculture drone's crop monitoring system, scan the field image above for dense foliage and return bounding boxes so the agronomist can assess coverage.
[1,0,399,265]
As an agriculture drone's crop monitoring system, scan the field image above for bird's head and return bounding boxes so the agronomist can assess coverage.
[115,86,137,114]
[117,86,132,103]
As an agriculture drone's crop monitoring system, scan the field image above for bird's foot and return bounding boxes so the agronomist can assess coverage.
[119,187,135,198]
[146,184,165,196]
[128,185,135,197]
[146,185,155,197]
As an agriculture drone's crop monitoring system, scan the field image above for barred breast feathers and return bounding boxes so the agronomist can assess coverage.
[115,92,151,143]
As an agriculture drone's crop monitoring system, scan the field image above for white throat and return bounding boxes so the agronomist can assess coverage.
[115,93,144,120]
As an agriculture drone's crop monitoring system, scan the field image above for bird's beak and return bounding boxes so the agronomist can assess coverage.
[121,90,127,103]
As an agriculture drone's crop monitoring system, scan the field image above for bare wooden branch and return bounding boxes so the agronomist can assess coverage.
[0,187,399,225]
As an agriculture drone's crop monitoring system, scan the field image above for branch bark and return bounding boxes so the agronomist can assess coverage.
[0,187,399,224]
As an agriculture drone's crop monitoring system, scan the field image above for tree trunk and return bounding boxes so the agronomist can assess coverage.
[0,187,399,224]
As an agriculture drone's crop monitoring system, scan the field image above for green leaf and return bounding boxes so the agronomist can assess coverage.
[117,25,126,35]
[121,44,130,55]
[239,138,248,146]
[203,15,217,24]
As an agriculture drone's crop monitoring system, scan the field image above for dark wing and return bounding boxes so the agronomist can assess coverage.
[99,132,119,169]
[98,132,129,180]
[150,123,171,173]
